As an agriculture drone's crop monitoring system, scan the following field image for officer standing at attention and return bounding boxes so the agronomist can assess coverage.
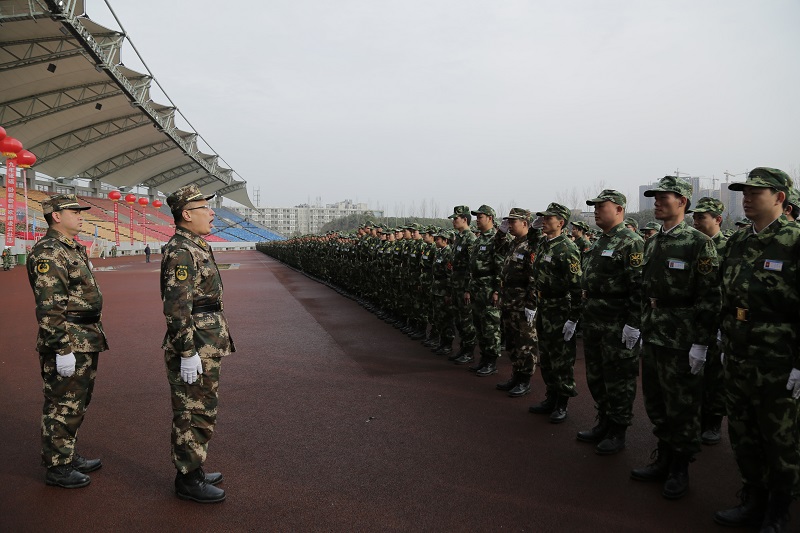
[570,221,592,256]
[448,206,478,362]
[576,190,643,455]
[714,168,800,532]
[26,194,107,488]
[162,185,235,503]
[528,202,582,423]
[632,176,719,500]
[689,197,728,446]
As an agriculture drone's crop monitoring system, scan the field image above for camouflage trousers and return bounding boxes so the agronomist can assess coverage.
[471,286,501,359]
[166,352,222,474]
[535,300,577,397]
[583,324,638,426]
[432,286,454,344]
[451,280,477,349]
[501,309,538,378]
[724,354,800,496]
[702,342,725,419]
[39,351,99,467]
[641,343,703,456]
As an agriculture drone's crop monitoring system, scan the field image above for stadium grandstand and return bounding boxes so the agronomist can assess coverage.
[0,0,283,259]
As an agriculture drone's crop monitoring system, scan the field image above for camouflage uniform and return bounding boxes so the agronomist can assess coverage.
[26,195,108,469]
[161,187,235,475]
[716,169,800,527]
[531,203,582,418]
[448,206,478,356]
[578,191,643,454]
[431,231,455,352]
[2,247,12,270]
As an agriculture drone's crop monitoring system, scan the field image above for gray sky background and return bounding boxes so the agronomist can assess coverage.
[90,0,799,216]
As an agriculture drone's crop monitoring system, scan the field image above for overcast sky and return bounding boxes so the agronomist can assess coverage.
[89,0,799,216]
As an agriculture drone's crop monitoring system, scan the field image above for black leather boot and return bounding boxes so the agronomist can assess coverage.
[576,414,608,443]
[662,455,690,499]
[453,346,474,365]
[468,355,488,372]
[72,453,102,473]
[508,379,531,398]
[45,465,91,488]
[476,358,498,377]
[595,423,627,455]
[631,441,672,482]
[496,374,518,391]
[714,485,768,527]
[175,468,226,503]
[549,396,569,424]
[529,393,556,414]
[434,344,453,356]
[422,336,439,347]
[701,414,723,445]
[201,467,224,486]
[760,491,792,533]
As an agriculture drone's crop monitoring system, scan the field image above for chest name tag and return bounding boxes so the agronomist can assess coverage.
[457,246,463,251]
[515,253,525,260]
[544,255,552,263]
[479,245,487,251]
[764,260,783,272]
[602,249,614,257]
[667,259,686,270]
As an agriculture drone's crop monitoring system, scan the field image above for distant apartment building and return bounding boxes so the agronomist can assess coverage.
[231,200,384,236]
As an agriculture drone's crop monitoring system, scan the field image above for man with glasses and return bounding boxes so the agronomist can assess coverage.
[162,184,235,503]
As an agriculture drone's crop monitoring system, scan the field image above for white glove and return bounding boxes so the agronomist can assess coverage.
[524,308,536,326]
[786,368,800,400]
[621,324,640,350]
[56,352,76,377]
[498,220,509,234]
[562,320,577,341]
[180,353,203,384]
[689,344,707,375]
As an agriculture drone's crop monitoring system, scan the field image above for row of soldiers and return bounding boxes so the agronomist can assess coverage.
[259,168,799,532]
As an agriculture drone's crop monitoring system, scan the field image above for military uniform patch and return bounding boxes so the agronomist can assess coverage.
[629,252,643,267]
[697,257,713,274]
[36,260,50,274]
[176,265,189,281]
[569,261,580,274]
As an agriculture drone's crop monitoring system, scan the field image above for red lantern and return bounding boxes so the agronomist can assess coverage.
[16,149,36,169]
[108,190,121,201]
[138,197,149,207]
[0,136,23,158]
[124,193,136,204]
[0,126,6,142]
[152,200,163,208]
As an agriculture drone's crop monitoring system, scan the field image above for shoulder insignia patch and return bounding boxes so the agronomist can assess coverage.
[697,257,713,274]
[176,265,189,281]
[36,260,50,274]
[569,261,580,274]
[629,252,643,267]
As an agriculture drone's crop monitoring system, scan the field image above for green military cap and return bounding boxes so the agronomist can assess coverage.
[688,196,725,215]
[407,222,423,231]
[42,193,91,215]
[586,189,627,208]
[643,221,662,231]
[734,217,752,227]
[536,202,571,223]
[448,205,470,219]
[503,207,531,221]
[643,176,693,198]
[425,225,438,234]
[623,217,639,231]
[571,220,590,231]
[434,229,449,239]
[166,184,215,213]
[471,204,496,218]
[728,167,793,193]
[787,189,800,209]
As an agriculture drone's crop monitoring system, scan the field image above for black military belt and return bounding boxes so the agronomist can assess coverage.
[537,290,568,300]
[193,303,222,314]
[728,306,797,324]
[647,297,694,309]
[65,312,101,324]
[582,290,627,300]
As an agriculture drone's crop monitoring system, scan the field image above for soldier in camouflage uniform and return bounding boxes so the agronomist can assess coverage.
[448,206,478,361]
[570,221,592,257]
[632,176,720,501]
[624,217,639,233]
[420,226,439,346]
[576,190,643,455]
[26,194,107,488]
[462,205,508,375]
[495,208,538,397]
[714,169,800,532]
[162,184,235,504]
[528,203,582,423]
[2,246,12,270]
[641,222,661,240]
[689,197,728,446]
[431,230,455,355]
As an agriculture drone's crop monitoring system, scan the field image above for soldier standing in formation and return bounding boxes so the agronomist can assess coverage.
[576,190,643,455]
[528,202,582,423]
[431,230,456,356]
[26,194,107,488]
[161,184,235,503]
[570,220,592,256]
[449,206,478,363]
[632,176,719,500]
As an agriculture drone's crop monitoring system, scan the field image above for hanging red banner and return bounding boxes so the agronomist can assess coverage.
[4,158,17,247]
[113,201,120,246]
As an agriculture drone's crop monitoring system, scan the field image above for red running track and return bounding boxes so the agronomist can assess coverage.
[0,251,787,531]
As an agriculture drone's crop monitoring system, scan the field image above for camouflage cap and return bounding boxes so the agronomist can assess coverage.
[166,184,215,213]
[623,217,639,231]
[586,189,627,208]
[734,217,752,227]
[571,220,590,231]
[787,189,800,209]
[503,207,531,221]
[688,196,725,215]
[406,222,422,232]
[643,176,692,198]
[643,221,662,231]
[448,205,470,219]
[470,204,496,218]
[42,193,91,215]
[728,167,793,194]
[425,225,438,234]
[536,202,571,223]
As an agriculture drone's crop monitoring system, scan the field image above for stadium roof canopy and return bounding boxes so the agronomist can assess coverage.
[0,0,255,208]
